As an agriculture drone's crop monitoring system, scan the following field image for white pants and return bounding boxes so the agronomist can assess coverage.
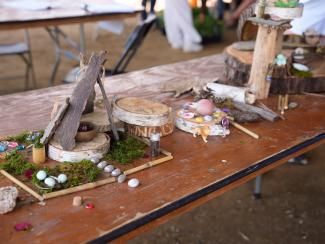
[164,0,202,48]
[289,0,325,35]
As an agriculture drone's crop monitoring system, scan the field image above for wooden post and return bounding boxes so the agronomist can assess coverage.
[247,18,290,99]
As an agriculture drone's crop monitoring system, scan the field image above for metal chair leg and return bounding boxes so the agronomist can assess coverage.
[253,175,262,199]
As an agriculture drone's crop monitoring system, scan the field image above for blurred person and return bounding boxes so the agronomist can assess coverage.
[164,0,202,52]
[141,0,156,21]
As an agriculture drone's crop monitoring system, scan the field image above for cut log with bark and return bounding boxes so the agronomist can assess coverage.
[41,97,69,145]
[237,3,257,41]
[54,51,107,151]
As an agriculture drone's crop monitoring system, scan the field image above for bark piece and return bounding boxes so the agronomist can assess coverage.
[233,102,279,122]
[41,97,69,145]
[54,51,107,150]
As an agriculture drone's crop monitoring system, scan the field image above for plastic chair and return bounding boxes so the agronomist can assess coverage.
[0,30,36,90]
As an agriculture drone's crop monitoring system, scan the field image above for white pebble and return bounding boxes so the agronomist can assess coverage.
[36,170,47,181]
[90,158,99,164]
[104,165,114,173]
[57,174,68,183]
[97,161,108,169]
[128,178,140,188]
[111,168,121,177]
[117,173,126,183]
[44,177,56,188]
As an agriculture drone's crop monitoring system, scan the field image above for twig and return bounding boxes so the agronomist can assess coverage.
[229,121,259,139]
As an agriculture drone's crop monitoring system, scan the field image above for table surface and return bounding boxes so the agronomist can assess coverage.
[0,54,324,243]
[0,0,141,30]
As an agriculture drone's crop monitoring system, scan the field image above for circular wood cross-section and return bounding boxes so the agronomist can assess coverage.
[48,133,110,163]
[113,97,170,126]
[81,111,119,132]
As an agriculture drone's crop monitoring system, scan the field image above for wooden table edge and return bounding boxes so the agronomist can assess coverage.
[87,133,325,243]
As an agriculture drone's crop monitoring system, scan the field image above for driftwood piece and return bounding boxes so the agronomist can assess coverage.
[97,78,120,141]
[54,51,107,150]
[233,102,279,122]
[237,3,257,41]
[232,41,255,51]
[41,98,70,145]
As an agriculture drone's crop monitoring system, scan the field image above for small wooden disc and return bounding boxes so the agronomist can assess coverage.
[48,133,110,163]
[113,97,170,126]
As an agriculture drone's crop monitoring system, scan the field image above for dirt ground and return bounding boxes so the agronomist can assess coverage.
[0,17,324,244]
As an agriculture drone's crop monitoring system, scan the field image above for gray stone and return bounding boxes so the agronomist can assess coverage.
[0,186,18,214]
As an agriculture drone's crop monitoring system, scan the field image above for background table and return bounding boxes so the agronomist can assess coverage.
[0,0,141,84]
[0,54,324,242]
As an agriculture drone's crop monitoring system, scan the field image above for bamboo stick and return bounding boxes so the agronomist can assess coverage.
[229,121,259,139]
[43,177,116,200]
[0,170,44,201]
[124,155,173,175]
[284,94,289,110]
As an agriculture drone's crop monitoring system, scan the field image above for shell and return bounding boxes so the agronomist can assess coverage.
[36,170,47,181]
[128,178,140,188]
[111,168,121,177]
[44,177,56,188]
[104,165,114,173]
[57,174,68,183]
[97,161,108,169]
[117,173,126,183]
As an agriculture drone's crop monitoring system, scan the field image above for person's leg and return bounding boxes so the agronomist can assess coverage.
[164,0,183,49]
[216,0,225,20]
[141,0,148,21]
[149,0,156,14]
[174,0,202,51]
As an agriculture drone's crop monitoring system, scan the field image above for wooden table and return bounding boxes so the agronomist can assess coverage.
[0,0,141,84]
[0,54,324,243]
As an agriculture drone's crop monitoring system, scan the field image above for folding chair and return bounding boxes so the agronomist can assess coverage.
[107,15,157,75]
[0,30,36,90]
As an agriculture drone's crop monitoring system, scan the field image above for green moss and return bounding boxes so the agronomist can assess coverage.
[105,136,146,164]
[275,0,299,8]
[0,150,37,175]
[5,131,30,144]
[291,68,312,78]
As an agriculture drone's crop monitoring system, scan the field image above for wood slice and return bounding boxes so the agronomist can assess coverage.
[113,97,169,127]
[125,112,174,138]
[262,5,303,20]
[81,111,119,132]
[48,133,110,163]
[175,110,230,137]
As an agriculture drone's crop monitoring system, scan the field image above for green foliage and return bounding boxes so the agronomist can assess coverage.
[291,68,312,78]
[0,150,37,175]
[5,131,30,143]
[106,136,146,164]
[32,160,101,194]
[33,138,44,149]
[193,8,223,38]
[275,0,298,8]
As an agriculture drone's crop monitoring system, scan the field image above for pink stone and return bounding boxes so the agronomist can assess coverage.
[196,99,215,116]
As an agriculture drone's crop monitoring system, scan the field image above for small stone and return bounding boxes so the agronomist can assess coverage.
[128,178,140,188]
[72,196,83,207]
[288,102,298,109]
[111,168,121,177]
[57,174,68,183]
[36,170,47,181]
[0,186,19,214]
[97,161,107,169]
[117,173,126,183]
[44,177,56,188]
[90,158,99,164]
[104,165,114,173]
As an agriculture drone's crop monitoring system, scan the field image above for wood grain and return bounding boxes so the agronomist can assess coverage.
[0,56,324,243]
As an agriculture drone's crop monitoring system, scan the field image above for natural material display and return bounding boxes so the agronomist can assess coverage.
[0,150,37,175]
[105,136,146,164]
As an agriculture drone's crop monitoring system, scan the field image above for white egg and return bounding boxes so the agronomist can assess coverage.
[90,158,99,164]
[128,178,140,188]
[97,161,108,169]
[111,168,121,177]
[36,170,47,181]
[57,174,68,183]
[104,165,114,173]
[44,177,56,188]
